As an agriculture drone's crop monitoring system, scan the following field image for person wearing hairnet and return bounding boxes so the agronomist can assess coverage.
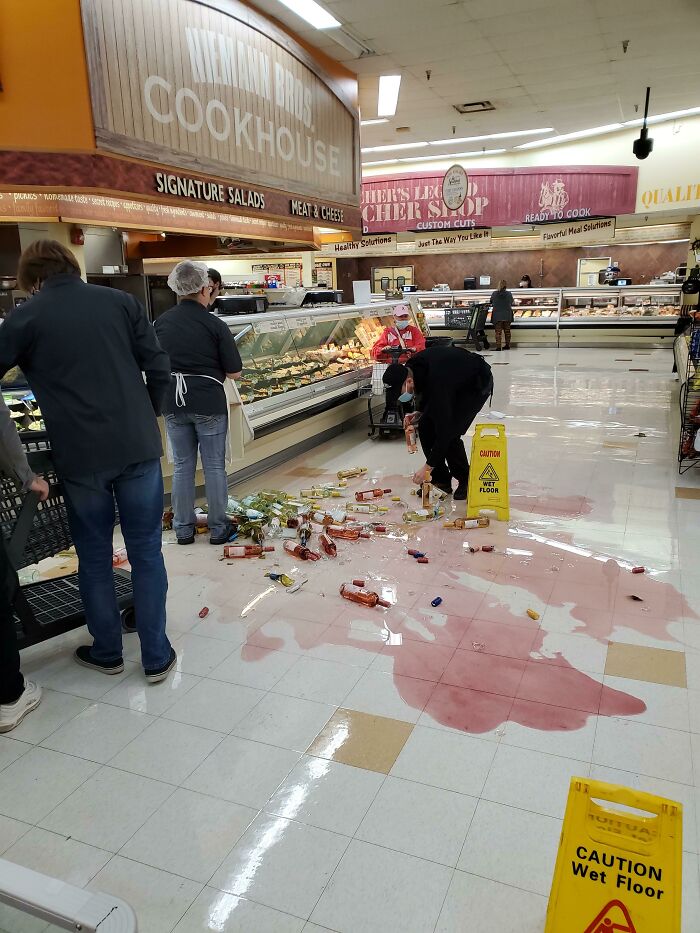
[155,261,242,546]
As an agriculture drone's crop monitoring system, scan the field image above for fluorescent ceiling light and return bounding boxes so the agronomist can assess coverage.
[276,0,340,29]
[516,124,623,148]
[378,75,401,117]
[624,106,700,127]
[361,141,428,153]
[429,128,553,146]
[360,118,389,126]
[398,148,507,163]
[362,159,402,167]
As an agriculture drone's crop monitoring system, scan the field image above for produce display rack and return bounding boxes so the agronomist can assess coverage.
[675,323,700,473]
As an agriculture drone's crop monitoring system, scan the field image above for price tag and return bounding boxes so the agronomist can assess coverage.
[253,318,289,335]
[289,315,314,329]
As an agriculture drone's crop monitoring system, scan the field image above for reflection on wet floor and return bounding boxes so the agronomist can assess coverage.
[6,348,700,932]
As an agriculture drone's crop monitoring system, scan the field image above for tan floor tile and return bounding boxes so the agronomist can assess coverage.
[605,643,687,688]
[676,487,700,500]
[307,708,413,774]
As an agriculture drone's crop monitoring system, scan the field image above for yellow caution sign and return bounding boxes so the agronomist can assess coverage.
[466,423,509,521]
[546,778,682,933]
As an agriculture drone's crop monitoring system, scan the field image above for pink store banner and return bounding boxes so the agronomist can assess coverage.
[361,166,638,234]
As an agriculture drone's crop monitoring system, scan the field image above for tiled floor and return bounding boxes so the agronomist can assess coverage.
[2,346,700,932]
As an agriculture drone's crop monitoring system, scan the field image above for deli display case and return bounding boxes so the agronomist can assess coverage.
[218,300,403,430]
[400,286,681,347]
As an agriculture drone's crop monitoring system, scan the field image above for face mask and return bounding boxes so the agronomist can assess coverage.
[398,391,414,403]
[395,320,409,330]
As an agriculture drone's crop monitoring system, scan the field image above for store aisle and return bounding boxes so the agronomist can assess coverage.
[2,347,700,933]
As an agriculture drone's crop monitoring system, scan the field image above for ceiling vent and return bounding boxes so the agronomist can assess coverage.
[453,100,495,114]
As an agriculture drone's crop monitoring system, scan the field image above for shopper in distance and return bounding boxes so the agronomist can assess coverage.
[0,240,176,684]
[490,279,515,350]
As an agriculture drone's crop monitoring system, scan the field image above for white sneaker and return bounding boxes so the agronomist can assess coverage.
[0,681,42,733]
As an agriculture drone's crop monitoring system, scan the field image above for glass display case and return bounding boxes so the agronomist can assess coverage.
[400,286,681,347]
[218,301,403,427]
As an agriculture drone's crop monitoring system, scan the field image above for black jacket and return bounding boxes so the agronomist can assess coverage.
[0,274,170,477]
[410,345,493,467]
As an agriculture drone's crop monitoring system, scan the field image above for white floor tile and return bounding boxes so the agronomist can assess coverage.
[41,765,174,852]
[184,736,301,809]
[7,690,90,745]
[458,799,561,896]
[175,633,237,676]
[2,826,111,886]
[173,887,305,932]
[342,668,435,723]
[435,871,548,933]
[310,838,452,933]
[0,815,31,854]
[101,669,201,716]
[109,717,224,784]
[121,787,257,883]
[390,725,497,796]
[500,702,598,760]
[483,745,590,818]
[684,852,700,933]
[30,653,137,700]
[40,702,152,764]
[272,656,364,706]
[210,647,298,690]
[211,813,349,919]
[232,693,334,753]
[266,756,384,835]
[593,717,694,784]
[356,775,477,866]
[0,736,31,772]
[603,676,691,731]
[163,678,265,733]
[0,747,98,823]
[88,856,201,933]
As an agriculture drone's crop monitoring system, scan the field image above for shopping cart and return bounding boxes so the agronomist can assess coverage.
[367,346,414,438]
[445,301,491,350]
[0,432,134,650]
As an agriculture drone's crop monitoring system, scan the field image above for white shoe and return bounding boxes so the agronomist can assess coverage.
[0,681,42,733]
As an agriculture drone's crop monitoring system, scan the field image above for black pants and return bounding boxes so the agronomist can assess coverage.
[0,536,23,704]
[418,399,487,488]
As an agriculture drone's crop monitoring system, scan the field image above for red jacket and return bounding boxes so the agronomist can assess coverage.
[371,324,426,362]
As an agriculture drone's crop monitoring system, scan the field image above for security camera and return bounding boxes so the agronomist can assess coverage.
[633,126,654,160]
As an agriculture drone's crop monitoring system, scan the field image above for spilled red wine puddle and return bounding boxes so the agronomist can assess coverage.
[239,476,693,735]
[510,485,594,519]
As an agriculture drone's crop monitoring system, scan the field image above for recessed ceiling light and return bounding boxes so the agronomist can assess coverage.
[398,148,507,163]
[378,75,402,118]
[360,118,389,126]
[276,0,340,29]
[361,141,428,153]
[429,128,554,146]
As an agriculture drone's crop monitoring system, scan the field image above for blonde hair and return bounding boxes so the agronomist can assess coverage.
[498,279,507,291]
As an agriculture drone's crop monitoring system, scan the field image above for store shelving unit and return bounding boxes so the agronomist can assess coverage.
[397,286,681,348]
[675,324,700,473]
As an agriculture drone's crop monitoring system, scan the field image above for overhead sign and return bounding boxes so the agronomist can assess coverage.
[80,0,359,206]
[442,164,469,210]
[545,778,682,933]
[361,167,637,233]
[415,229,491,251]
[539,217,616,246]
[327,235,397,256]
[467,424,509,522]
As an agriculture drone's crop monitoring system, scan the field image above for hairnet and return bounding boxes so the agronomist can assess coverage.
[167,260,210,296]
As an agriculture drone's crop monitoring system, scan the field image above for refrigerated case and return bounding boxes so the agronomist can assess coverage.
[401,286,681,347]
[218,301,403,429]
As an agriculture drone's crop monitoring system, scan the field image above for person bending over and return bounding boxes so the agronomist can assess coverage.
[399,344,493,500]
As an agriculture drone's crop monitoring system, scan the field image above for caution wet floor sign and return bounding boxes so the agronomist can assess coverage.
[546,778,682,933]
[466,423,509,521]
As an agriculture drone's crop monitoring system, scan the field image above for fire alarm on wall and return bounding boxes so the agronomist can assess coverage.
[70,226,85,246]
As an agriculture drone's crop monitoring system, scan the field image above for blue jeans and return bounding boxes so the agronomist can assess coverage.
[62,460,171,669]
[165,413,229,540]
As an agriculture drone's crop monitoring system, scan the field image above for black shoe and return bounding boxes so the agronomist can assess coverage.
[504,345,511,351]
[210,525,234,545]
[74,646,124,675]
[145,647,177,684]
[494,347,502,351]
[177,535,195,545]
[453,484,468,501]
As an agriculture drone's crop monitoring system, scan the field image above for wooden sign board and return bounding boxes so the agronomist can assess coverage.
[80,0,359,206]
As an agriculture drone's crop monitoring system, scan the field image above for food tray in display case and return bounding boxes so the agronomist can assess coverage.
[219,301,404,428]
[404,289,562,330]
[560,286,681,321]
